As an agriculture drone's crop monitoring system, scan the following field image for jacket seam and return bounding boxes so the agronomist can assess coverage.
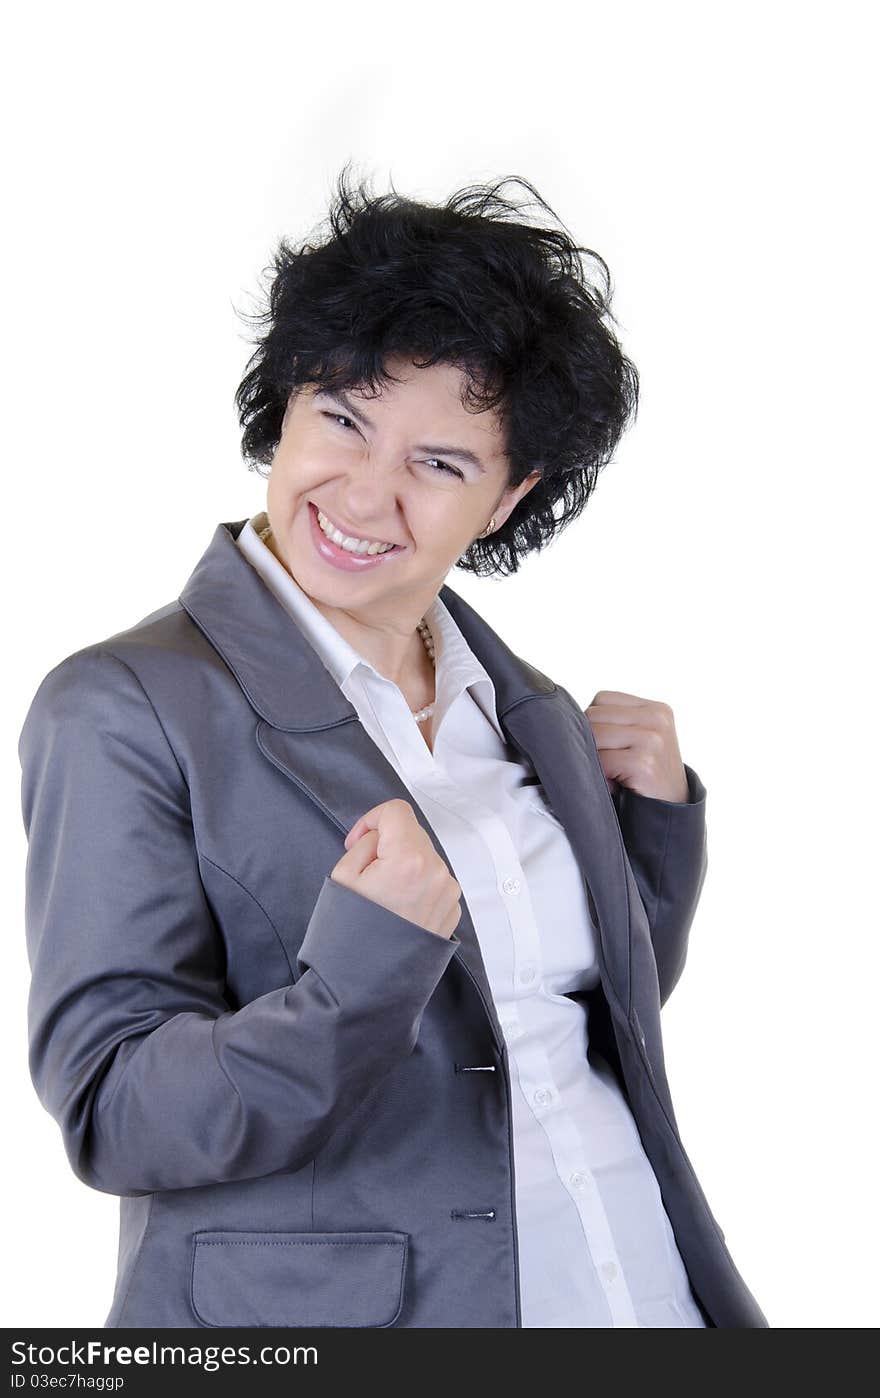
[197,852,295,984]
[77,649,296,1130]
[97,649,191,794]
[97,650,296,985]
[112,1193,155,1327]
[651,808,673,938]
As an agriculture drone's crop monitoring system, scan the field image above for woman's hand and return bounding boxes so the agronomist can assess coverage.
[584,690,690,803]
[331,799,463,940]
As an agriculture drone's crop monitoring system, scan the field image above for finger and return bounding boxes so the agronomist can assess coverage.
[589,694,672,726]
[339,827,380,874]
[593,751,622,792]
[585,705,647,729]
[344,801,393,848]
[589,691,648,708]
[345,798,415,850]
[588,696,673,729]
[599,750,635,787]
[590,726,665,760]
[589,721,656,750]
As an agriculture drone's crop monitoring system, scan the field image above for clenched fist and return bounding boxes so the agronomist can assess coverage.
[330,798,463,940]
[584,690,690,803]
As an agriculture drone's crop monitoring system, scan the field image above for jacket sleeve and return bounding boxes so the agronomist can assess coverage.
[18,647,460,1198]
[612,763,708,1007]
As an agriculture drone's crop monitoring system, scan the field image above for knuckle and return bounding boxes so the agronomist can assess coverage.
[640,752,660,782]
[400,847,429,880]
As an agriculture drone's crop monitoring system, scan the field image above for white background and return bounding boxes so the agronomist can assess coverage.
[3,0,877,1330]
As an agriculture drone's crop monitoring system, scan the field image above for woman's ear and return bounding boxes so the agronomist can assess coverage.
[496,469,543,528]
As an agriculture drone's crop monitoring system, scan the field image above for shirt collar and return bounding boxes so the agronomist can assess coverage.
[237,511,505,738]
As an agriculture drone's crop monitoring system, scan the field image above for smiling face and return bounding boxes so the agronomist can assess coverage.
[264,355,541,633]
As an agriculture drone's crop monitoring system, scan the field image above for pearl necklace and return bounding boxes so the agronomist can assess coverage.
[258,520,437,724]
[413,618,436,724]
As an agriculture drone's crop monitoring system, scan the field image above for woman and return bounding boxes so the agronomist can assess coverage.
[18,169,768,1328]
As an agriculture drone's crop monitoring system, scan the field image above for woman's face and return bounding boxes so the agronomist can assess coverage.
[264,356,541,624]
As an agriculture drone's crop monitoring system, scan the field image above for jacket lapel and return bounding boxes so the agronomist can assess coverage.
[180,520,632,1044]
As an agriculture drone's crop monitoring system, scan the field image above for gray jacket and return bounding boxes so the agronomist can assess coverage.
[18,518,769,1328]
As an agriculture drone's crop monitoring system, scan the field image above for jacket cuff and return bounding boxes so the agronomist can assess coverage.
[613,763,706,856]
[296,875,461,1007]
[617,760,705,811]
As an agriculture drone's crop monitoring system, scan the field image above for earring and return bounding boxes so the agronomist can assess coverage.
[459,515,497,563]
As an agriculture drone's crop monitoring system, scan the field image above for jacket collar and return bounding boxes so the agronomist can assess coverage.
[179,519,559,729]
[179,519,632,1038]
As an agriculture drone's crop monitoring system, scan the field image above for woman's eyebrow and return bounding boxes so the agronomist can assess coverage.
[316,388,488,474]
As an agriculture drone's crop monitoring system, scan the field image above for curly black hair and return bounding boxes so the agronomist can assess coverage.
[233,161,639,578]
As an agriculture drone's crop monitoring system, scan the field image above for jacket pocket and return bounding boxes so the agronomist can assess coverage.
[517,781,566,830]
[191,1229,409,1328]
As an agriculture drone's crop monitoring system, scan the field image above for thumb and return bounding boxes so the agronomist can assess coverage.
[335,826,380,878]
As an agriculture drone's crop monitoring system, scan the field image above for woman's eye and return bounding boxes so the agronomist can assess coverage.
[322,413,463,480]
[426,458,464,480]
[323,412,358,431]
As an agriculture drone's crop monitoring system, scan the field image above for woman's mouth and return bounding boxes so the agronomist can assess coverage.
[307,501,407,572]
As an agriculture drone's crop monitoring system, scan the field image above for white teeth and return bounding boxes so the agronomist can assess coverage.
[316,508,397,554]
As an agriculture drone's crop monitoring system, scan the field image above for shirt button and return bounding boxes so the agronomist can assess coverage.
[503,1020,522,1041]
[570,1171,587,1190]
[519,964,536,984]
[600,1261,618,1282]
[502,877,521,895]
[533,1087,553,1107]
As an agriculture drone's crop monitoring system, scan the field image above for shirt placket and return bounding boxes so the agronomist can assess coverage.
[401,709,639,1327]
[489,824,639,1326]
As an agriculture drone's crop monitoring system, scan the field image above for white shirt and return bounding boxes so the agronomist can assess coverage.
[236,511,706,1328]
